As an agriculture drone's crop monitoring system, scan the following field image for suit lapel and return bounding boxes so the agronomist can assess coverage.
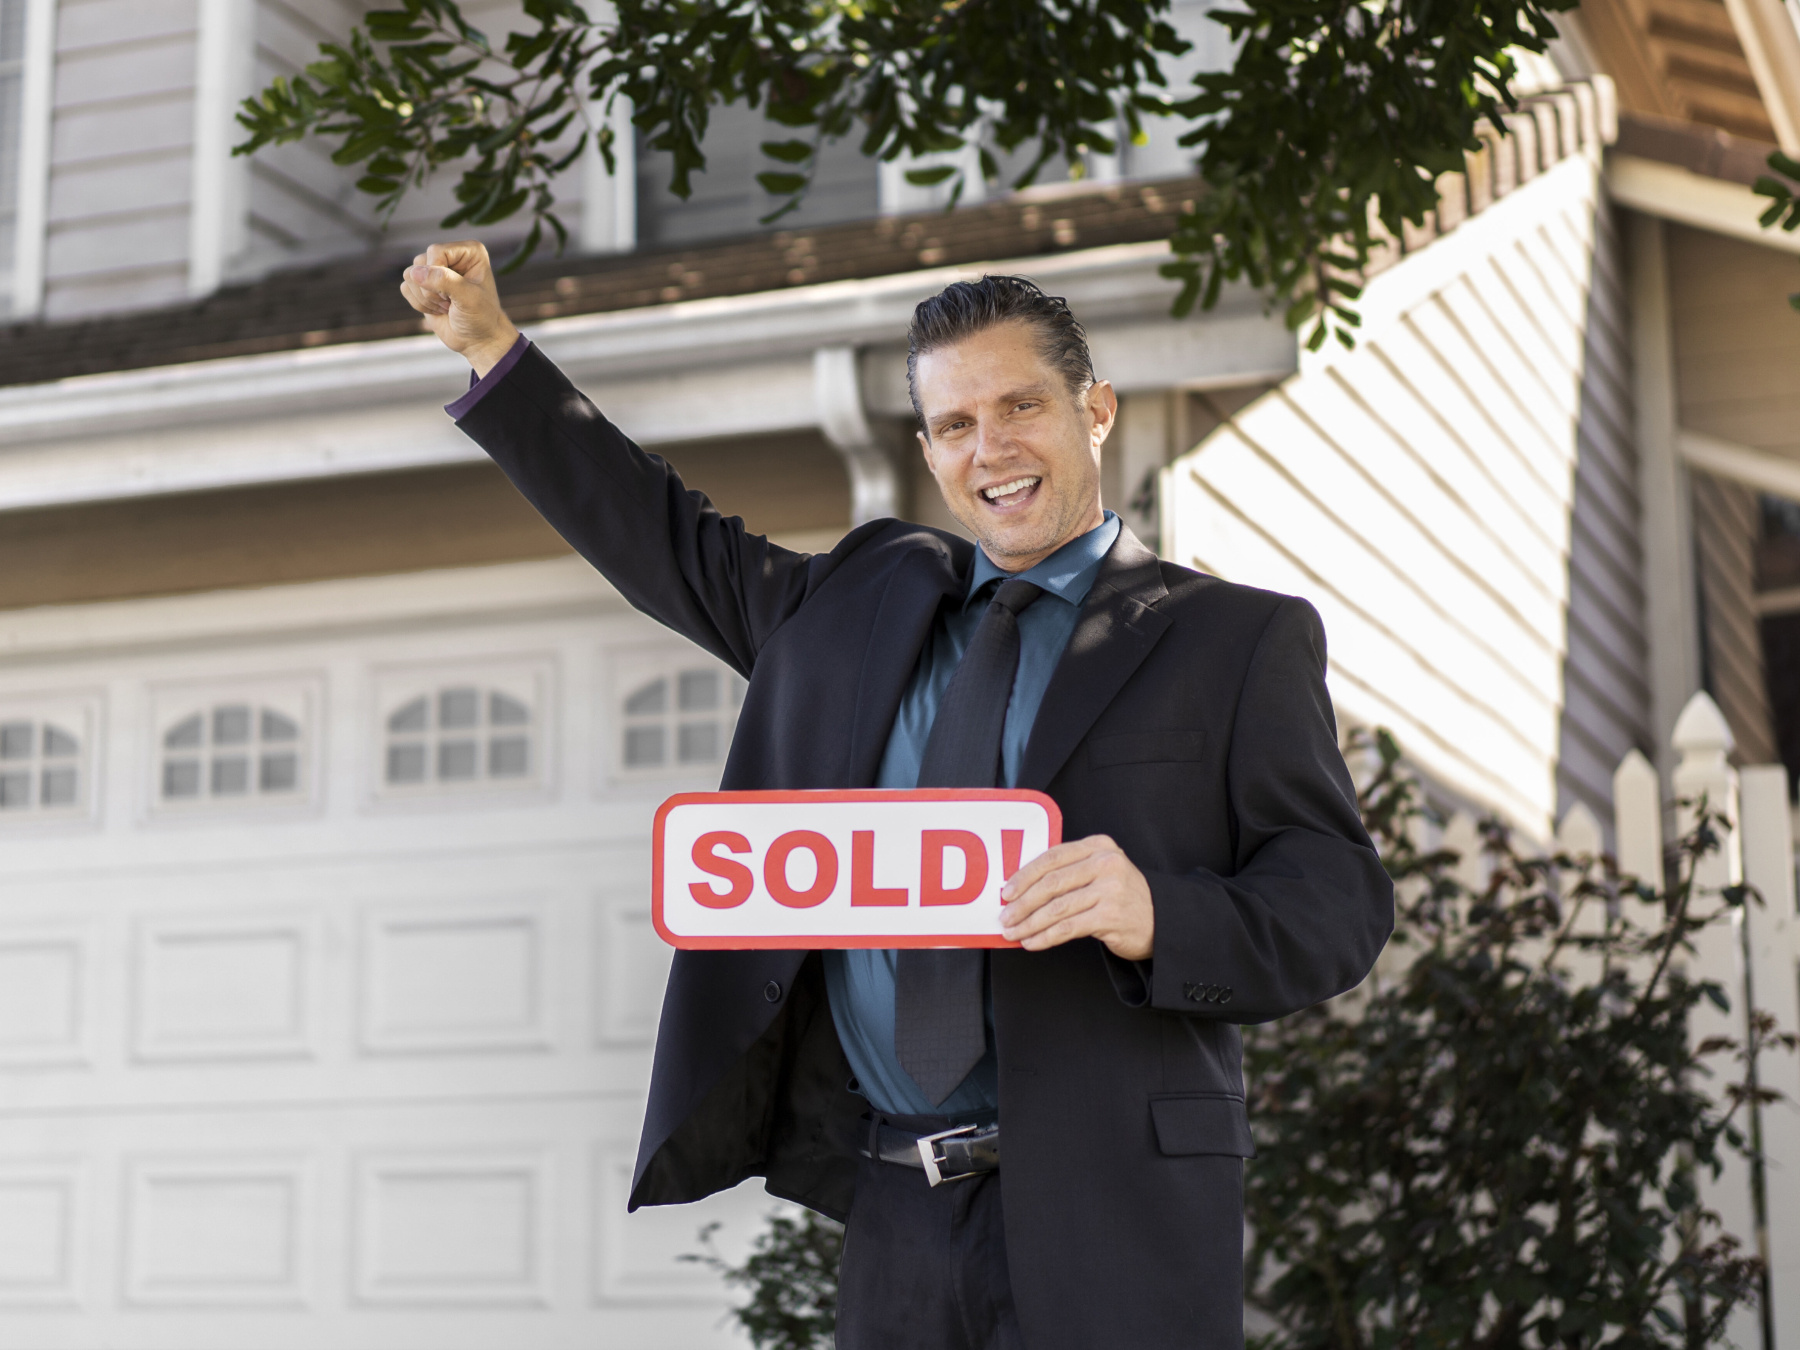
[1018,526,1172,791]
[846,532,968,786]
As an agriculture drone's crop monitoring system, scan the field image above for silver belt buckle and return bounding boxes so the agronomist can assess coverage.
[916,1124,979,1188]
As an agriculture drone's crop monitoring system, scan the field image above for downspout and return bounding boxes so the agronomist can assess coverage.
[814,345,900,526]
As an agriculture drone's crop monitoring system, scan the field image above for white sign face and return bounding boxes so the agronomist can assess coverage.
[652,789,1063,949]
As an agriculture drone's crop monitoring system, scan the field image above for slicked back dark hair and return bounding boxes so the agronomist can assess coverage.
[906,275,1096,431]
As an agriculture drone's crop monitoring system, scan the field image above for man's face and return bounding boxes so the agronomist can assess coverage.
[914,321,1116,572]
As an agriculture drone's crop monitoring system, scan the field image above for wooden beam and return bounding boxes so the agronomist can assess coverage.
[1578,0,1682,116]
[1721,0,1800,150]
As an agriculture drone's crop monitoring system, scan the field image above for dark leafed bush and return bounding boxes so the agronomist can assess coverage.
[686,1207,843,1350]
[1244,729,1774,1350]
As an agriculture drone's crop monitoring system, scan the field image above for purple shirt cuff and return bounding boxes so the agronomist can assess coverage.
[445,334,530,419]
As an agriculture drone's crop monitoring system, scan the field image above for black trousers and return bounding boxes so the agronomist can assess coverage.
[836,1112,1025,1350]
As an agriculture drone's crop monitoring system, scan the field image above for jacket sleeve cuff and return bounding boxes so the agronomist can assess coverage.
[1144,870,1240,1014]
[445,334,530,419]
[1100,949,1154,1007]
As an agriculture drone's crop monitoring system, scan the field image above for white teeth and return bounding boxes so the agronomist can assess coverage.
[982,477,1040,501]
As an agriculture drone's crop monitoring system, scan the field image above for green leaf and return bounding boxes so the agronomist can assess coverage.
[1768,149,1800,180]
[755,171,808,196]
[331,130,401,166]
[495,218,542,273]
[903,164,957,187]
[758,138,814,164]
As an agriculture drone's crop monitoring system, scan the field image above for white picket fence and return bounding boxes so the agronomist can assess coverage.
[1432,690,1800,1349]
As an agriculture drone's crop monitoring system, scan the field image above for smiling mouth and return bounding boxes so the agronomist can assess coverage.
[981,476,1041,504]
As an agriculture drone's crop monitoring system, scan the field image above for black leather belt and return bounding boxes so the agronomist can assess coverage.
[863,1122,1000,1187]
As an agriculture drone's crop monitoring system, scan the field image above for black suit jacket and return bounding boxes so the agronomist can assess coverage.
[457,344,1394,1350]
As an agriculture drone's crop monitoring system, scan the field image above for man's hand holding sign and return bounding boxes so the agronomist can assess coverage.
[408,239,1392,1350]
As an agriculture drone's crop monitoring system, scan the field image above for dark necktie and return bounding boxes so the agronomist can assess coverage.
[895,577,1044,1105]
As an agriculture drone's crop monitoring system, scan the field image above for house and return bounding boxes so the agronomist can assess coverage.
[0,0,1795,1347]
[1165,3,1800,842]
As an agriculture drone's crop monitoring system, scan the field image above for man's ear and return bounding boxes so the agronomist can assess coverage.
[1088,379,1119,448]
[917,428,937,475]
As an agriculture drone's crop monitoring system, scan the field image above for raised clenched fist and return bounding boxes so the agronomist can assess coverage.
[399,240,521,377]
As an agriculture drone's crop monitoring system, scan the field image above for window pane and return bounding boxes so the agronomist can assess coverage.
[624,679,667,715]
[439,687,479,729]
[678,722,720,763]
[624,725,665,767]
[42,724,78,757]
[678,670,719,712]
[489,735,530,777]
[260,752,298,792]
[386,743,427,783]
[0,769,28,808]
[388,697,429,733]
[260,710,298,742]
[0,720,31,759]
[490,692,530,726]
[0,0,24,64]
[0,68,17,221]
[40,766,77,807]
[162,759,201,799]
[164,714,204,749]
[438,739,478,780]
[212,705,251,746]
[211,756,250,795]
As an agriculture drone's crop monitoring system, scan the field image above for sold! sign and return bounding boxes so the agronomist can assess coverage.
[652,789,1062,949]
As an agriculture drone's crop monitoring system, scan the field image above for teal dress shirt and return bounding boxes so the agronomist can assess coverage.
[822,511,1122,1119]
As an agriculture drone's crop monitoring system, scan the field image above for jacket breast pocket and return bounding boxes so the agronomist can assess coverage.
[1150,1093,1256,1158]
[1089,730,1208,769]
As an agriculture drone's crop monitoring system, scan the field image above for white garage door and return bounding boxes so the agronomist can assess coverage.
[0,558,791,1349]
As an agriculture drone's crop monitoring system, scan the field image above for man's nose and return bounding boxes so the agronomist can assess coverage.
[970,419,1007,463]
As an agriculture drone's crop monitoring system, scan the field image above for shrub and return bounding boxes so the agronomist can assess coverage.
[1243,730,1769,1350]
[686,1207,843,1350]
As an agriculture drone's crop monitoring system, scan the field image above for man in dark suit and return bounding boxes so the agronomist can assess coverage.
[402,241,1392,1350]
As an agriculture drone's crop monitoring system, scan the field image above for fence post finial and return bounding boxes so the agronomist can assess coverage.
[1612,749,1663,886]
[1555,802,1603,855]
[1672,690,1734,762]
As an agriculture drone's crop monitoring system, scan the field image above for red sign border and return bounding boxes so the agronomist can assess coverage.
[651,788,1064,950]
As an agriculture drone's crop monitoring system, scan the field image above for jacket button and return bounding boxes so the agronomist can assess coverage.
[1183,982,1203,1003]
[763,980,782,1003]
[1219,987,1233,1004]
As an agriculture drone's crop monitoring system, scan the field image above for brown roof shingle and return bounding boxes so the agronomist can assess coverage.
[0,179,1198,389]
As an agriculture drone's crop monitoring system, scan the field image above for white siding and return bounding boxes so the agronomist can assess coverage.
[242,0,383,277]
[244,0,588,278]
[43,0,198,318]
[28,0,599,312]
[1162,151,1651,835]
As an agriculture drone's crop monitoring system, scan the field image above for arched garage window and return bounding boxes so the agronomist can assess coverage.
[383,685,536,790]
[160,704,304,802]
[0,716,83,814]
[619,666,744,772]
